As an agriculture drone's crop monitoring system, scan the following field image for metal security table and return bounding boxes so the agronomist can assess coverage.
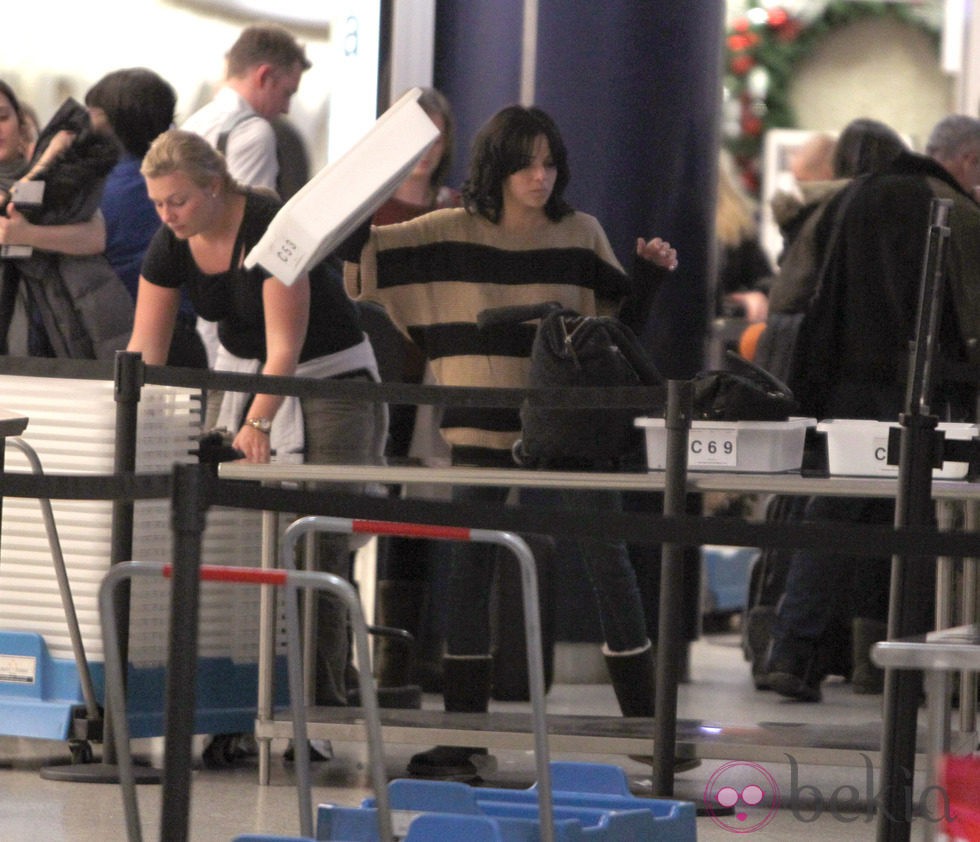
[219,460,980,789]
[219,461,980,499]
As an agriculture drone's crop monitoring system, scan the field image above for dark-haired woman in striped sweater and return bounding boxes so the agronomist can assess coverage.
[345,104,679,780]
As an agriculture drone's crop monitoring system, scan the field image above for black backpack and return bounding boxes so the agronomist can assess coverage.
[478,303,664,469]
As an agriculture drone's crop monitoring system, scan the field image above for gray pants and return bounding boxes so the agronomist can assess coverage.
[302,387,388,706]
[207,381,388,706]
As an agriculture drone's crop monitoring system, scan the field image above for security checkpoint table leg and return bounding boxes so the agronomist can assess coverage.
[960,502,979,736]
[257,508,279,786]
[653,380,693,796]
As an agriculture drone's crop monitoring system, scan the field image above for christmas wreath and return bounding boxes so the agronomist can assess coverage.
[724,1,939,194]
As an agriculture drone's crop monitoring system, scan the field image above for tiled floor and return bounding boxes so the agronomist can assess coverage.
[0,630,946,841]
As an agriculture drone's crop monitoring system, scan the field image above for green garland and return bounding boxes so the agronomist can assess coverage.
[724,1,938,193]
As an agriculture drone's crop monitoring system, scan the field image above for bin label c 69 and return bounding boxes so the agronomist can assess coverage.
[689,429,738,467]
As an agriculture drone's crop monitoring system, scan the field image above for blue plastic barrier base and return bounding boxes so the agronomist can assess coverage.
[0,630,289,741]
[233,836,317,842]
[315,761,697,841]
[0,632,89,740]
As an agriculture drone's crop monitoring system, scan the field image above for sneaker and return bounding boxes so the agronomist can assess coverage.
[767,667,822,702]
[283,739,334,764]
[406,745,496,781]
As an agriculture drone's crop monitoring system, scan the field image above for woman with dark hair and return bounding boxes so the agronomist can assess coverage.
[344,103,679,780]
[0,80,31,194]
[0,82,108,258]
[832,117,906,179]
[85,68,176,164]
[0,81,130,358]
[371,87,458,226]
[85,68,205,368]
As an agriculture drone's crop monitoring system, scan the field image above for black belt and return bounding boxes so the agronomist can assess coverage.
[329,367,373,381]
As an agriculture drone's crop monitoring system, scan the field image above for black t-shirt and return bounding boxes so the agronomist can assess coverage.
[141,190,362,362]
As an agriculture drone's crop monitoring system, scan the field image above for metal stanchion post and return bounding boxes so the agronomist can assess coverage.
[652,379,693,796]
[160,463,209,842]
[877,198,951,842]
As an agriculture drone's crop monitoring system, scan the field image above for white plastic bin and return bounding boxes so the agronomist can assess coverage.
[818,419,978,478]
[635,417,815,473]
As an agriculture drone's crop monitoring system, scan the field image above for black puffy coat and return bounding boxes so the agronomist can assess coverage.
[0,98,133,359]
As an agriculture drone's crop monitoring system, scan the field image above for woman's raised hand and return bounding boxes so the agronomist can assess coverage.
[636,237,678,270]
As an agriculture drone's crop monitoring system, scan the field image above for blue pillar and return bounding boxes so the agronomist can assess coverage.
[435,0,723,377]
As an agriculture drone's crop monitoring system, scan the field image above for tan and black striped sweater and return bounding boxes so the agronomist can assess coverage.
[345,207,659,455]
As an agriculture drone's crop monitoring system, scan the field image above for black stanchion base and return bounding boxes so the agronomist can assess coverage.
[39,761,162,784]
[696,799,736,818]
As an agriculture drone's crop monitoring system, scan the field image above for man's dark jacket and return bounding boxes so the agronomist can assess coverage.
[794,151,978,421]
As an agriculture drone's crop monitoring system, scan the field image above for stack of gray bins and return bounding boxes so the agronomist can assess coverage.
[0,374,266,742]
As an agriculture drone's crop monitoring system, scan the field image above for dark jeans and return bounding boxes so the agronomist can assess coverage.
[622,490,702,644]
[445,482,648,656]
[770,495,895,657]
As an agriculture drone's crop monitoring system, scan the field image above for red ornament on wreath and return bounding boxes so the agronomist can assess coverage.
[776,19,802,42]
[768,7,789,27]
[741,114,764,137]
[731,54,755,76]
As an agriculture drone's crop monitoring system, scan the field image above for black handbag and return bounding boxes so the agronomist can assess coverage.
[692,351,799,422]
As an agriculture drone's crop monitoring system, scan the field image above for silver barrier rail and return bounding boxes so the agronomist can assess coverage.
[278,516,554,842]
[8,436,101,728]
[98,560,389,842]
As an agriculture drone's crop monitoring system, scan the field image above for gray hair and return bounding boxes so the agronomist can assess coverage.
[925,114,980,161]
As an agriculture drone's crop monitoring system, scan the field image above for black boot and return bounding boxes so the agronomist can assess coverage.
[604,642,701,773]
[604,642,656,717]
[407,655,495,781]
[490,533,556,701]
[744,604,777,690]
[851,617,887,695]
